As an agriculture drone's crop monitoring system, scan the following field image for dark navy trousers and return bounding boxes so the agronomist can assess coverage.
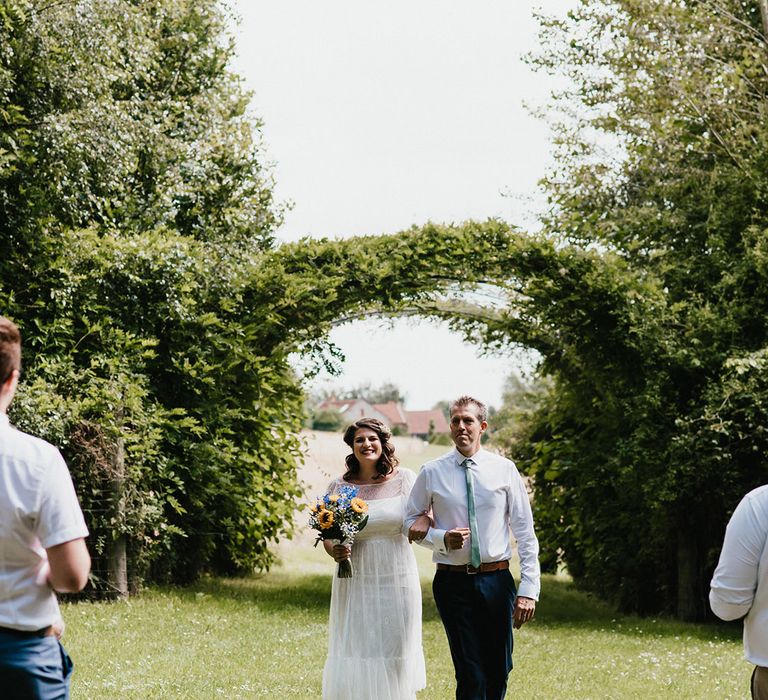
[0,631,73,700]
[433,568,516,700]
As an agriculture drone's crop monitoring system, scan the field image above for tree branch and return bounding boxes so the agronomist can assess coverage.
[758,0,768,40]
[709,1,767,43]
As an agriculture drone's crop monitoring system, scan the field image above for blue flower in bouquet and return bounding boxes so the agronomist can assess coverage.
[309,484,369,578]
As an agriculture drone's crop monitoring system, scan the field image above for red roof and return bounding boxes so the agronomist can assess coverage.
[373,401,408,426]
[406,409,449,435]
[317,398,449,435]
[318,399,352,409]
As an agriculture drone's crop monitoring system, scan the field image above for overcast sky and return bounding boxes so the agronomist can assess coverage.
[231,1,572,409]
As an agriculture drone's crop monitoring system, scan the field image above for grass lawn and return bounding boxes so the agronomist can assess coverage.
[398,442,451,471]
[63,543,748,699]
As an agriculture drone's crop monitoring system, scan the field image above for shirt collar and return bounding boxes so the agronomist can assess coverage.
[453,447,484,466]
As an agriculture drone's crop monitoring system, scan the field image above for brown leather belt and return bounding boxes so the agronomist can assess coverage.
[437,560,509,574]
[0,625,54,638]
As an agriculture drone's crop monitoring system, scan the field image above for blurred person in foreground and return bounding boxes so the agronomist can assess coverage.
[710,485,768,700]
[405,395,540,700]
[0,316,90,699]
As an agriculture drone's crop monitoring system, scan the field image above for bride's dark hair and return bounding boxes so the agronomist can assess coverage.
[342,417,399,481]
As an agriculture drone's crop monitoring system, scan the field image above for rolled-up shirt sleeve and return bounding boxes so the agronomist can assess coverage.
[710,495,767,621]
[507,467,541,601]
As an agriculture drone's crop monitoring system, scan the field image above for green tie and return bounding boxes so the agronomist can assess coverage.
[462,458,482,568]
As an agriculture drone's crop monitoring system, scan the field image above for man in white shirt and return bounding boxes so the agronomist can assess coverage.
[405,395,540,700]
[0,316,90,699]
[710,485,768,700]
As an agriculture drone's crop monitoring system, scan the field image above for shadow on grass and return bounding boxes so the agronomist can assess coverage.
[530,574,742,642]
[417,573,740,641]
[173,571,333,617]
[162,570,741,645]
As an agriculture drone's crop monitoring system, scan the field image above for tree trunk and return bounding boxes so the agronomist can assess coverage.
[760,0,768,41]
[107,436,128,599]
[677,527,703,621]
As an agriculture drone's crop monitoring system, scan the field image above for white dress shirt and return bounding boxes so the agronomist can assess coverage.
[0,414,89,630]
[710,484,768,666]
[405,447,541,600]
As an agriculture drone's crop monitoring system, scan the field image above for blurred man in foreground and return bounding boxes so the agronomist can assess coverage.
[710,485,768,700]
[0,316,90,699]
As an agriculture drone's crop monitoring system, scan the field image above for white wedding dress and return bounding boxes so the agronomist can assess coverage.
[322,468,426,700]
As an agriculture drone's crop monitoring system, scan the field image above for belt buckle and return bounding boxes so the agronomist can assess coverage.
[466,564,478,575]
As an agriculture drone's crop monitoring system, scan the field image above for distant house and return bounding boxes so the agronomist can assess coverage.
[316,398,390,427]
[403,409,450,441]
[316,396,450,439]
[372,401,409,434]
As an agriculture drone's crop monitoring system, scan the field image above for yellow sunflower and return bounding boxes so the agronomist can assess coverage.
[310,501,323,514]
[327,494,340,504]
[318,510,335,529]
[350,497,368,514]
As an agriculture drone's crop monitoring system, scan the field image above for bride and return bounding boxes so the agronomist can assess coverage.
[322,417,429,700]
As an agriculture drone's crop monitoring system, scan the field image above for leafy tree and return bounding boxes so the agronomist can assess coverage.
[489,373,547,455]
[324,381,407,405]
[0,0,294,587]
[473,0,768,619]
[311,407,344,432]
[432,400,451,420]
[366,382,407,405]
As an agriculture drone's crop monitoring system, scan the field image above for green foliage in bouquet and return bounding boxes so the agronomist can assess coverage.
[309,486,369,577]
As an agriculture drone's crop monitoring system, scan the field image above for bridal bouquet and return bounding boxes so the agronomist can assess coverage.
[309,484,369,578]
